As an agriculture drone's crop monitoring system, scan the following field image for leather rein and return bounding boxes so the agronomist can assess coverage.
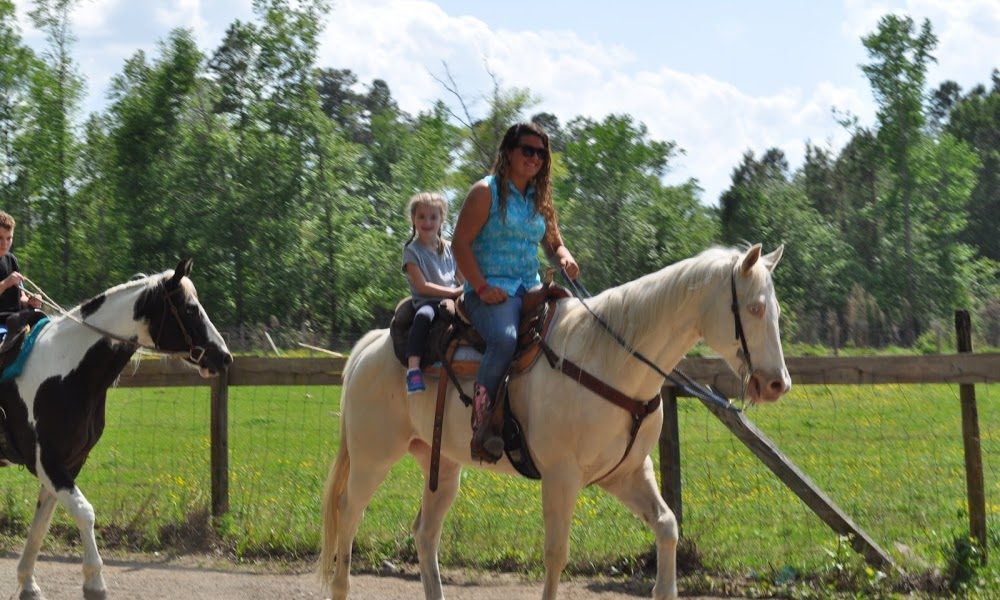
[545,262,753,484]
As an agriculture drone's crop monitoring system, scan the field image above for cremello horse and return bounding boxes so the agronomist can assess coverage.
[320,244,790,600]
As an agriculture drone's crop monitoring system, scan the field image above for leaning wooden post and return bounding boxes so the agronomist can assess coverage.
[211,366,231,517]
[658,387,682,534]
[955,310,987,563]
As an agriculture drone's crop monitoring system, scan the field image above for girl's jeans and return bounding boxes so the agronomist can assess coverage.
[405,303,437,361]
[462,286,525,399]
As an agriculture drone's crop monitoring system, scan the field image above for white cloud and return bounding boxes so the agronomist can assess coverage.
[318,0,873,202]
[154,0,210,41]
[72,0,123,37]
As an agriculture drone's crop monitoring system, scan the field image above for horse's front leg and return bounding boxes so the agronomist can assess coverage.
[410,439,462,600]
[540,467,582,600]
[53,485,106,600]
[598,457,678,600]
[14,485,58,600]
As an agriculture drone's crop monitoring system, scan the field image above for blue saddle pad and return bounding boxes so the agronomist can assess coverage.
[0,317,50,382]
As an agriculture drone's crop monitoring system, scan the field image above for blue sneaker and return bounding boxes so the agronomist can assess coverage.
[406,369,426,394]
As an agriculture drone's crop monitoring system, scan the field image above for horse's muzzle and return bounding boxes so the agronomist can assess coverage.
[194,344,233,378]
[748,369,791,403]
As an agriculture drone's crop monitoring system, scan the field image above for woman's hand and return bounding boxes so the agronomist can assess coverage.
[478,286,508,305]
[559,251,579,280]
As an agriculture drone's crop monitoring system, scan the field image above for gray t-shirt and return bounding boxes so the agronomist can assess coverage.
[402,239,458,307]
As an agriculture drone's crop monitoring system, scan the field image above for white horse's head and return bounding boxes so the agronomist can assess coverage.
[699,244,790,403]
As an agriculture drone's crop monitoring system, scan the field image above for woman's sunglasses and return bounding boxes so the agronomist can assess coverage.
[516,144,549,160]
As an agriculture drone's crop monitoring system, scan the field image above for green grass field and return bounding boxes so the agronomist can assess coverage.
[1,380,997,594]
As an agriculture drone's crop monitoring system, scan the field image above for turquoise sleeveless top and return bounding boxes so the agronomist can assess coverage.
[468,175,546,295]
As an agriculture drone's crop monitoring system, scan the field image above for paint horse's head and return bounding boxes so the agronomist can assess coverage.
[134,258,232,376]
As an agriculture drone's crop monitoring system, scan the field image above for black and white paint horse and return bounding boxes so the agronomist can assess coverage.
[0,259,232,600]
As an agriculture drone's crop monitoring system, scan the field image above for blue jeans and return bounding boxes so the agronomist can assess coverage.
[463,287,525,398]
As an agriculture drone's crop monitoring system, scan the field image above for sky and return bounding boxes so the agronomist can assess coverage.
[13,0,1000,205]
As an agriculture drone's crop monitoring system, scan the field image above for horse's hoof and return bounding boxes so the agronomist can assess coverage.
[82,588,107,600]
[18,589,46,600]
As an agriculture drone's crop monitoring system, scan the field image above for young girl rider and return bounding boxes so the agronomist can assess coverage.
[402,192,464,393]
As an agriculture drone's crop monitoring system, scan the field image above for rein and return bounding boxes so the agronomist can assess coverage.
[560,263,749,411]
[21,276,205,363]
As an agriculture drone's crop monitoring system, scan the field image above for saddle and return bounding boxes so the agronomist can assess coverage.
[388,282,571,487]
[0,325,30,377]
[388,282,571,375]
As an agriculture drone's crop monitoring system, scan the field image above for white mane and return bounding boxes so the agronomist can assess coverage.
[550,246,750,374]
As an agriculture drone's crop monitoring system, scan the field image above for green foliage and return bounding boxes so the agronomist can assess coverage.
[0,2,996,355]
[557,114,713,291]
[944,534,985,594]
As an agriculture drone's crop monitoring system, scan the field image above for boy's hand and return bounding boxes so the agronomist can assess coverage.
[26,294,42,309]
[2,272,23,290]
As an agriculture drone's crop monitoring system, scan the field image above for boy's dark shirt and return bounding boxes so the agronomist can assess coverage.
[0,254,22,316]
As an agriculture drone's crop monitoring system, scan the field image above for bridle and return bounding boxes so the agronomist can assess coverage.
[157,285,208,364]
[564,257,755,409]
[730,267,754,399]
[22,275,207,364]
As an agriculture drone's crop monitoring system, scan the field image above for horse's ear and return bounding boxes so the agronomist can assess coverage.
[740,244,763,275]
[762,245,784,272]
[171,258,193,283]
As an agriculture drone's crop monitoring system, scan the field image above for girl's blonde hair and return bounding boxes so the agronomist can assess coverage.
[405,192,448,255]
[492,122,560,251]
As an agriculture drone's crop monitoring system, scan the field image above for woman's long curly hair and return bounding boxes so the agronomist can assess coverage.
[491,122,560,250]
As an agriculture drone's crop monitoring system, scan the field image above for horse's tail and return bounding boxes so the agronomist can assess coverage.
[319,418,350,589]
[318,329,382,589]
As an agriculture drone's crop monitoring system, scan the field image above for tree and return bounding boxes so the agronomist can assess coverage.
[946,71,1000,263]
[860,14,937,342]
[107,29,201,273]
[557,114,711,290]
[0,0,35,238]
[719,148,853,343]
[21,0,85,300]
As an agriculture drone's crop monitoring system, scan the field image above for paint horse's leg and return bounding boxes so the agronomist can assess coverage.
[14,486,58,600]
[410,440,462,600]
[598,457,678,600]
[540,466,583,600]
[52,485,107,600]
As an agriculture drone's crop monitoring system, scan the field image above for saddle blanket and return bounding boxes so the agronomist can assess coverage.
[0,317,50,382]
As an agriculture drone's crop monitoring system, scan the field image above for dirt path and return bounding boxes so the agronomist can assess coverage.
[0,552,742,599]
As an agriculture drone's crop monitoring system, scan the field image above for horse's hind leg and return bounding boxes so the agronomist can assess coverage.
[331,447,406,600]
[410,439,462,600]
[14,486,58,600]
[598,457,678,600]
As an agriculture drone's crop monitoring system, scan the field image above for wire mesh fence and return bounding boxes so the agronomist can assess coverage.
[0,360,996,578]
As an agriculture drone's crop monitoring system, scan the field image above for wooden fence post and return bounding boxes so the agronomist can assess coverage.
[659,387,682,533]
[211,367,230,517]
[955,310,987,563]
